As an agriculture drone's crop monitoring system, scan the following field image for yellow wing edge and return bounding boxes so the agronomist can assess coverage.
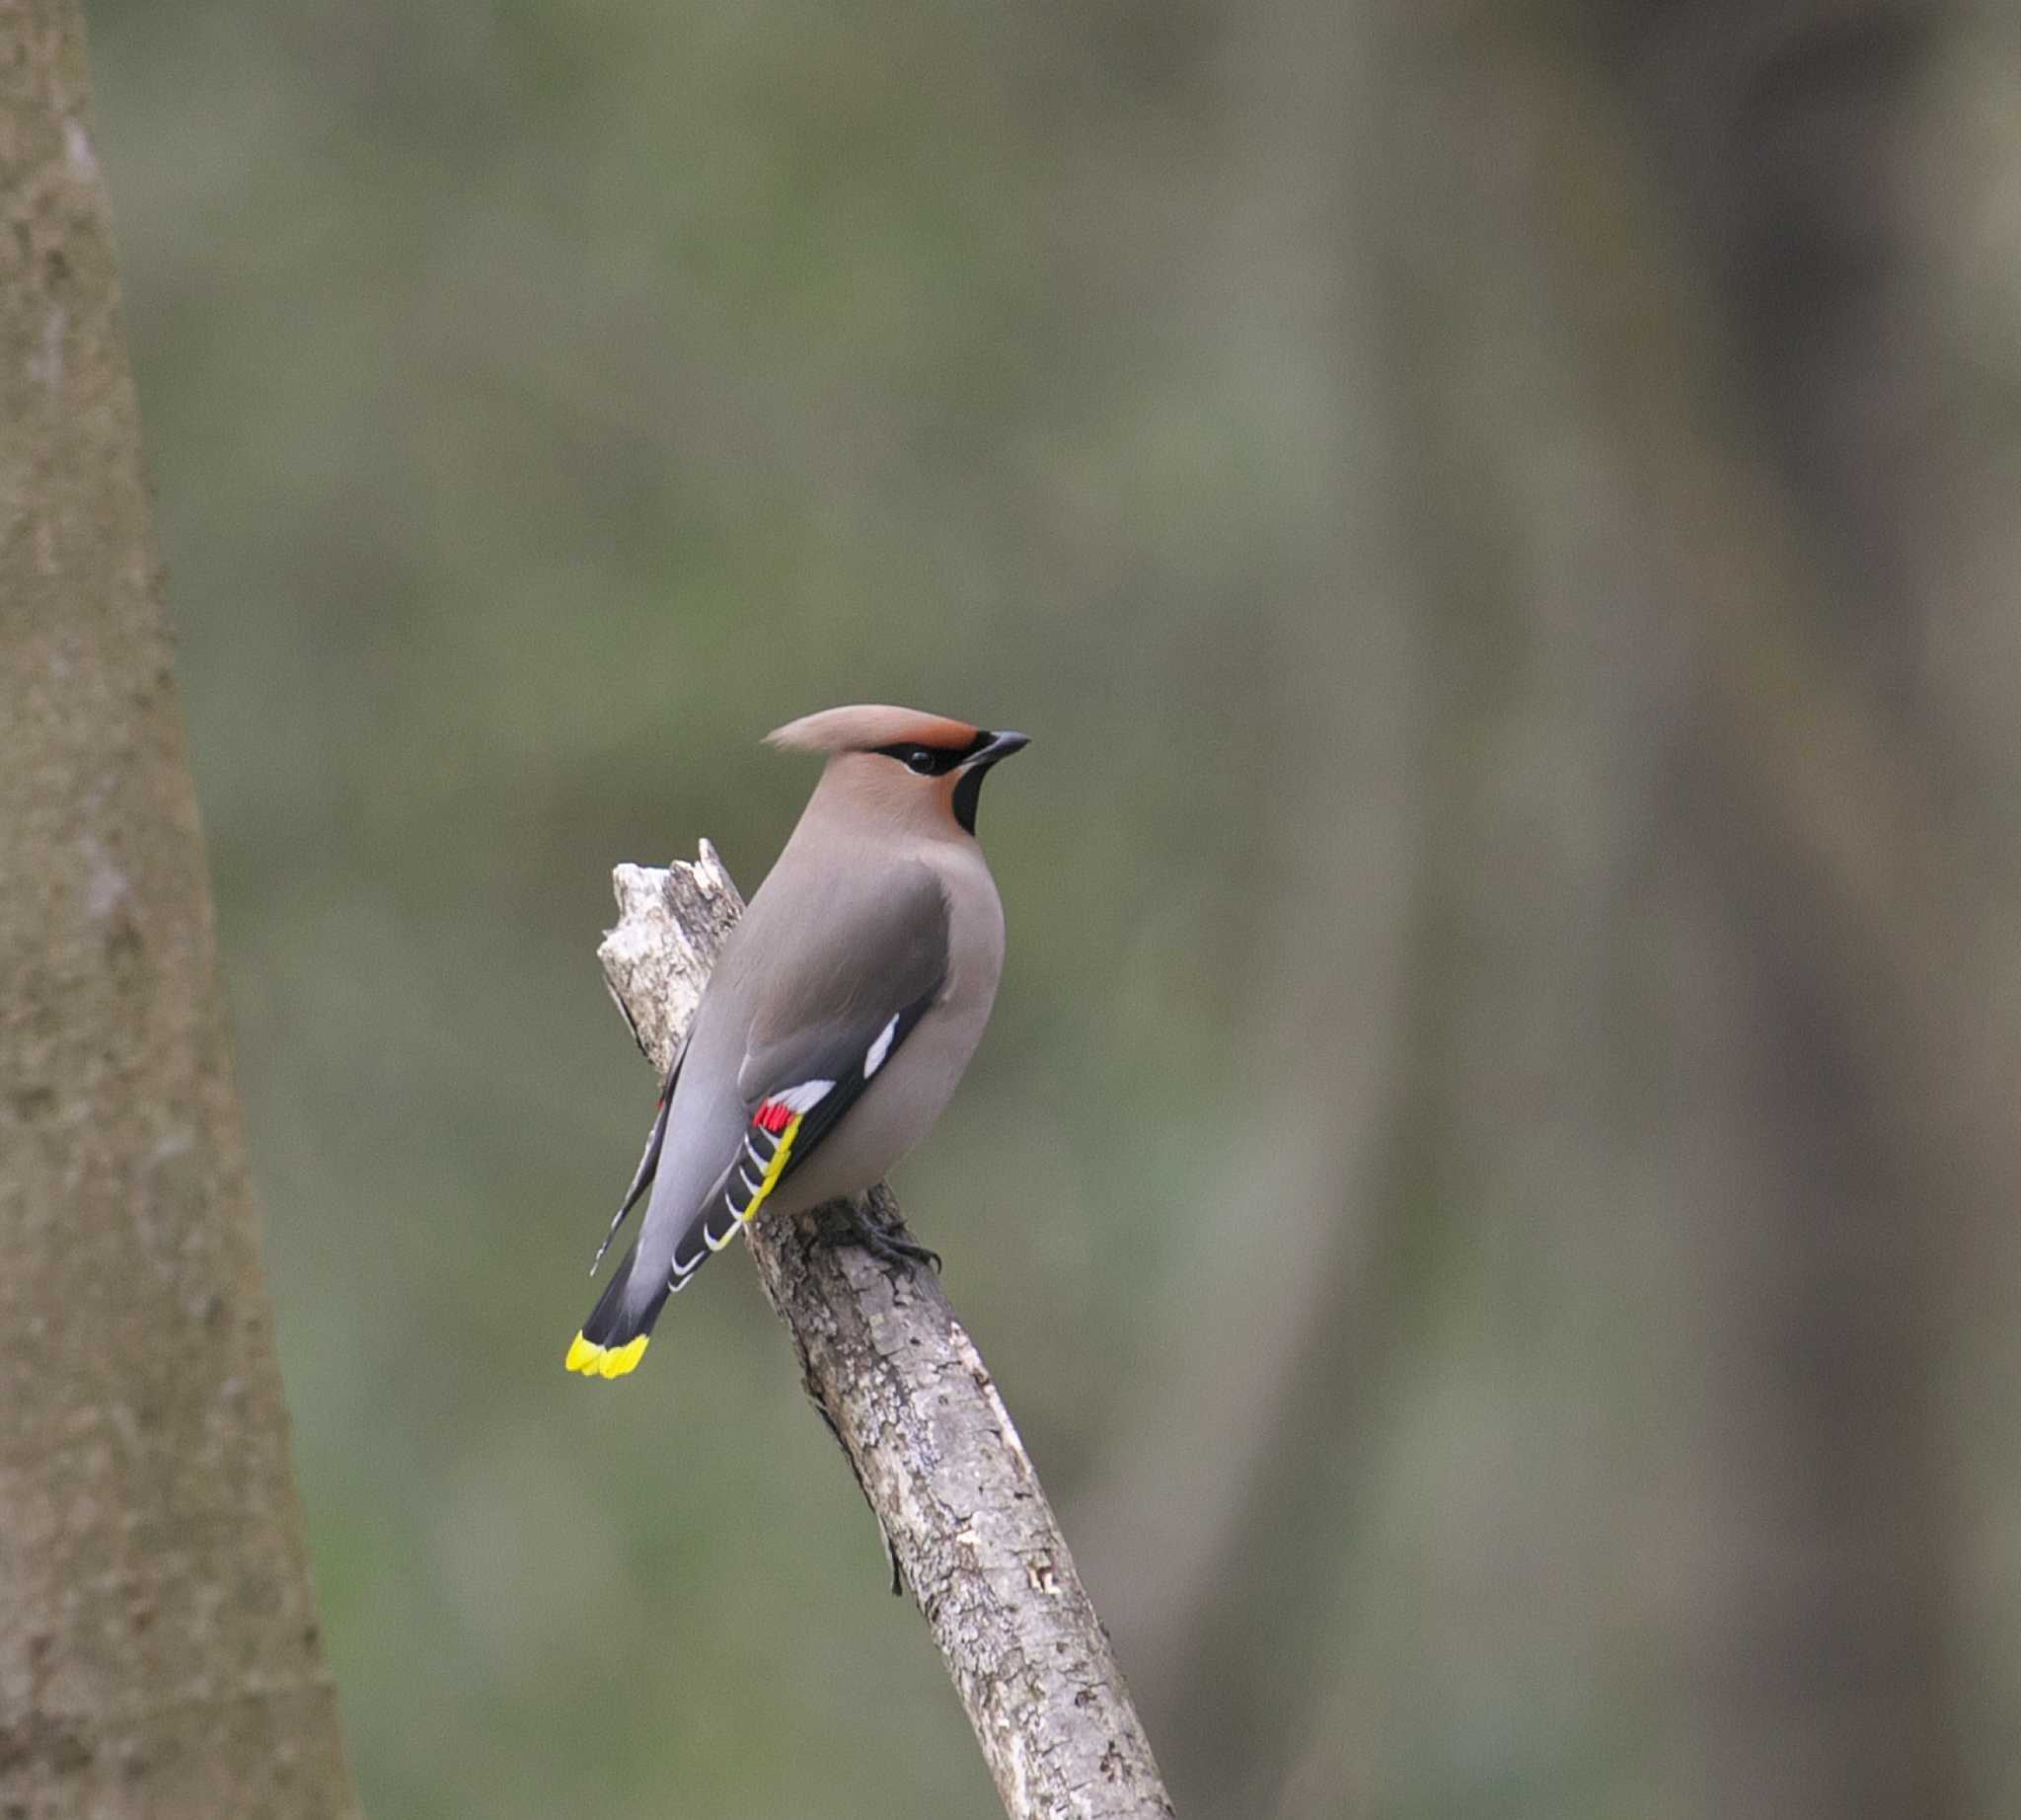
[561,1100,809,1380]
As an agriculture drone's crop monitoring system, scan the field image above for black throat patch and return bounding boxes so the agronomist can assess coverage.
[951,765,986,834]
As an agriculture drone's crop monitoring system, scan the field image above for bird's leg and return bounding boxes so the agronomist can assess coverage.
[812,1189,942,1275]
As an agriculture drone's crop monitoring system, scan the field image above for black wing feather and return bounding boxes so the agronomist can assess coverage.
[589,1038,685,1272]
[661,981,942,1293]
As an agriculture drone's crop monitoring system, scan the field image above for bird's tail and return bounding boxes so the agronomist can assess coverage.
[562,1239,671,1380]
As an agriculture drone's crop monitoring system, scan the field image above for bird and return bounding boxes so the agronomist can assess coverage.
[564,705,1029,1380]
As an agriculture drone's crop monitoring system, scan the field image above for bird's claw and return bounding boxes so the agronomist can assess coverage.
[813,1203,941,1276]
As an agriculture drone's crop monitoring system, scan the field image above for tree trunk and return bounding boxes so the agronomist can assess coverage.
[1608,9,1964,1814]
[1197,5,1986,1809]
[0,6,360,1816]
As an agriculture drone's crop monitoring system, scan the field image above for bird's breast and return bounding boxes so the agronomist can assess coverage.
[932,840,1006,1007]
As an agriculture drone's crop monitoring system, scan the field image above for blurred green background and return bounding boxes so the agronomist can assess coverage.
[82,2,2021,1816]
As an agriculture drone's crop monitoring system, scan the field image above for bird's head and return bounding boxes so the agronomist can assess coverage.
[767,705,1029,836]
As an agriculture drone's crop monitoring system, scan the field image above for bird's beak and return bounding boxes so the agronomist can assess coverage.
[964,730,1030,769]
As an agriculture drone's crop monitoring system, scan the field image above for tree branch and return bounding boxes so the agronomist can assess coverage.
[596,849,1175,1820]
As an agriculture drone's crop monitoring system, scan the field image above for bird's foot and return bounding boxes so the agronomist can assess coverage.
[813,1199,941,1275]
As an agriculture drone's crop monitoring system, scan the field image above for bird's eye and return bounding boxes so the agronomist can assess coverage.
[902,746,936,775]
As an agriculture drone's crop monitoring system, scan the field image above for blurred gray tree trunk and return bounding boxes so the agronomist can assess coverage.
[1119,3,1999,1815]
[0,6,360,1816]
[1613,7,1967,1815]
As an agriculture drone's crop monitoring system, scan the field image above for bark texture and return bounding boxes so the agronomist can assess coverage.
[0,6,359,1816]
[598,853,1174,1820]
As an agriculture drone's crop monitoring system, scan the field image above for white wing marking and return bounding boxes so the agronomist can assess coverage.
[863,1015,900,1080]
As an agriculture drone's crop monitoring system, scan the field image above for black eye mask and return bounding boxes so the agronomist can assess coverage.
[869,730,995,779]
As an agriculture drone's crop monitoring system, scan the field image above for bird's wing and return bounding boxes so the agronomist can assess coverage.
[660,864,950,1291]
[566,865,948,1377]
[584,1033,687,1273]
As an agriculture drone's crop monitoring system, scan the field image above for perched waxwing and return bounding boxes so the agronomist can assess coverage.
[564,706,1029,1379]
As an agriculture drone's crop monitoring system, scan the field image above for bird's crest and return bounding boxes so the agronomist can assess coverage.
[766,705,980,755]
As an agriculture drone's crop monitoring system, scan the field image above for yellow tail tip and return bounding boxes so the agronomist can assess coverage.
[564,1331,648,1379]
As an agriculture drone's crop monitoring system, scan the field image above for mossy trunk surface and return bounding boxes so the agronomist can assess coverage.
[0,6,359,1815]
